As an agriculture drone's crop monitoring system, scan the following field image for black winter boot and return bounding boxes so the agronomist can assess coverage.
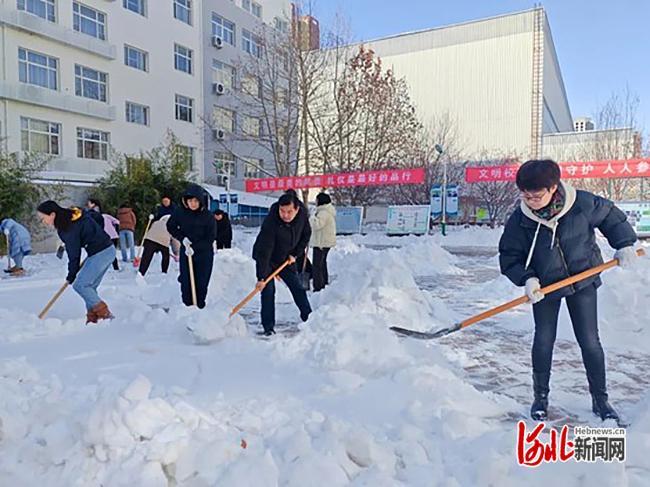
[592,395,619,421]
[530,372,550,421]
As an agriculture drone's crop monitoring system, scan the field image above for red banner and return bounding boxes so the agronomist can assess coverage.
[245,168,426,193]
[465,159,650,183]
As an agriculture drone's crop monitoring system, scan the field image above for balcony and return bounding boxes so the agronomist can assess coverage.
[0,81,116,121]
[0,7,116,60]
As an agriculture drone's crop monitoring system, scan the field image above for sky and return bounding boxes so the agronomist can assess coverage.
[312,0,650,134]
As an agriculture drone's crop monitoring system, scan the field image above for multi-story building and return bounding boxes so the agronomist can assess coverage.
[0,0,204,189]
[574,117,595,132]
[200,0,292,192]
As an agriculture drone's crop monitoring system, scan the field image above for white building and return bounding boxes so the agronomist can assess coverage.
[0,0,204,185]
[542,127,641,162]
[347,7,573,158]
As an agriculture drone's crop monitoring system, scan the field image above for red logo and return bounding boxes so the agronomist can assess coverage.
[516,421,575,467]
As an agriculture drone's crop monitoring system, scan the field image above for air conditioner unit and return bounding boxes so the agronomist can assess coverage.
[212,36,224,49]
[213,83,225,95]
[213,129,226,140]
[216,174,229,186]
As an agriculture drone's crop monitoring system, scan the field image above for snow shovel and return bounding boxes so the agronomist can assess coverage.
[38,258,86,320]
[229,258,292,318]
[133,214,154,268]
[184,239,198,307]
[391,248,646,339]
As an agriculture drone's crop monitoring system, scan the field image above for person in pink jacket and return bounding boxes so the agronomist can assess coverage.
[87,199,120,271]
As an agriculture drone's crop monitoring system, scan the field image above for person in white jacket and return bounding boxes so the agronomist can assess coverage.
[309,193,336,291]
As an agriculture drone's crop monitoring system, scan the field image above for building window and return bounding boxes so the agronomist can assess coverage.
[17,0,55,22]
[242,29,261,57]
[175,94,193,123]
[174,44,193,74]
[211,13,235,46]
[242,0,261,18]
[73,2,107,40]
[244,158,264,178]
[123,0,145,16]
[174,0,191,25]
[274,17,289,33]
[214,151,236,176]
[77,127,109,160]
[176,145,194,170]
[75,64,108,102]
[125,102,149,125]
[241,73,261,98]
[212,60,236,90]
[213,106,235,132]
[20,117,60,155]
[242,115,262,137]
[124,45,148,71]
[18,48,58,90]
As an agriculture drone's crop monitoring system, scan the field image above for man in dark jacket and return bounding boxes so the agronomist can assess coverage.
[213,209,233,249]
[166,185,216,308]
[253,193,312,335]
[499,159,639,423]
[155,194,176,221]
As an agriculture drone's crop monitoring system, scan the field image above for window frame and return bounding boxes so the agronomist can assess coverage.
[125,101,150,126]
[174,43,193,74]
[211,13,235,46]
[73,2,107,41]
[173,0,192,25]
[20,116,61,155]
[124,44,148,71]
[74,64,109,103]
[242,29,261,57]
[17,0,56,22]
[175,94,194,123]
[76,127,110,160]
[123,0,146,16]
[18,47,58,90]
[211,59,236,90]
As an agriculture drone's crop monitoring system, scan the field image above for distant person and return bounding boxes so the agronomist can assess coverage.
[1,217,32,275]
[37,201,115,323]
[499,159,639,423]
[213,209,233,249]
[166,185,216,308]
[252,193,312,336]
[101,212,121,271]
[310,193,337,292]
[117,204,137,262]
[85,198,106,228]
[139,215,174,277]
[155,194,176,221]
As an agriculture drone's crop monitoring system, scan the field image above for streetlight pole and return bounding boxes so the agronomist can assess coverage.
[434,144,447,236]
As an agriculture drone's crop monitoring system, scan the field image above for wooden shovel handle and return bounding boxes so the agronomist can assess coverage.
[38,281,70,320]
[187,252,197,306]
[459,248,646,330]
[229,258,292,318]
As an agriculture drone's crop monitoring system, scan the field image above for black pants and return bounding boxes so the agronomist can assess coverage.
[532,284,607,397]
[261,266,312,333]
[111,238,119,270]
[216,241,231,250]
[178,248,213,308]
[312,247,331,291]
[139,240,170,276]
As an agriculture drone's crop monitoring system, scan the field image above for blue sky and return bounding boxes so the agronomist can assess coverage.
[313,0,649,134]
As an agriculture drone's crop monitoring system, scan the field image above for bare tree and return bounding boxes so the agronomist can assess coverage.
[309,46,422,206]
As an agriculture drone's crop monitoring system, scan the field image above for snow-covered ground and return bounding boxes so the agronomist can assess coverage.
[1,228,649,486]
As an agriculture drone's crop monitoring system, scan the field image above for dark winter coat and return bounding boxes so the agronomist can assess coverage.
[59,208,112,283]
[499,183,637,300]
[84,208,106,230]
[166,185,216,253]
[155,203,176,221]
[252,203,311,280]
[215,212,233,248]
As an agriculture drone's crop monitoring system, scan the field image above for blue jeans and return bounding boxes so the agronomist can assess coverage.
[11,251,27,268]
[119,230,135,262]
[72,245,115,310]
[261,266,312,333]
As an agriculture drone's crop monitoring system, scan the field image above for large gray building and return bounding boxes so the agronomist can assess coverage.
[347,7,574,158]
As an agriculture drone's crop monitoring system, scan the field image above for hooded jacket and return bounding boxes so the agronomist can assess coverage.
[58,208,113,283]
[0,218,32,257]
[155,202,177,221]
[117,207,137,231]
[252,203,311,280]
[310,203,337,248]
[499,182,637,300]
[166,184,216,253]
[214,211,233,247]
[101,214,120,239]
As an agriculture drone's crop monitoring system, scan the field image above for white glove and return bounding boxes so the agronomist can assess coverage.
[148,214,154,220]
[525,277,545,304]
[182,237,194,256]
[3,229,9,236]
[614,246,638,270]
